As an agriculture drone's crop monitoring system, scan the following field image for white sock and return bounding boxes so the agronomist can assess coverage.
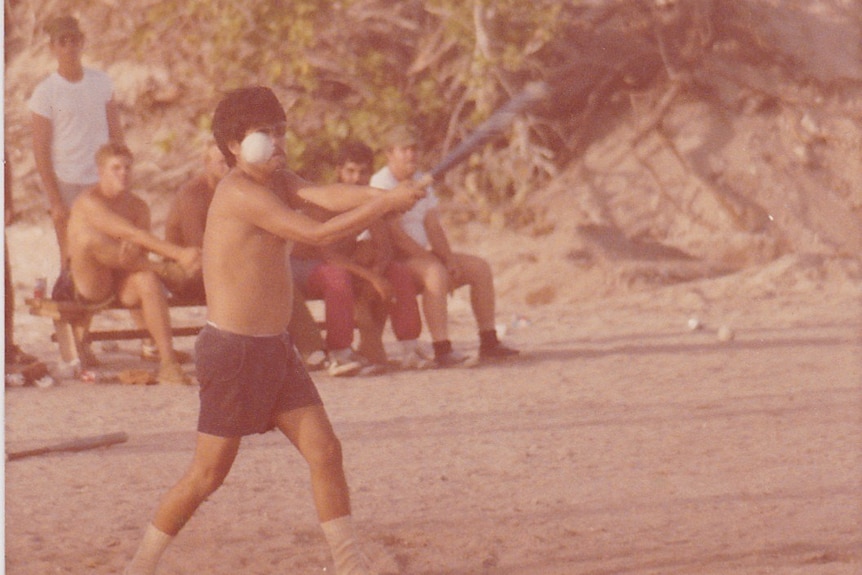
[320,516,369,575]
[399,339,419,355]
[124,524,173,575]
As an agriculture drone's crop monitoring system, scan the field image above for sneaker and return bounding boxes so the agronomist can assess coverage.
[399,349,434,370]
[326,349,363,377]
[398,339,433,370]
[305,349,328,371]
[479,342,520,361]
[358,360,388,376]
[433,348,474,369]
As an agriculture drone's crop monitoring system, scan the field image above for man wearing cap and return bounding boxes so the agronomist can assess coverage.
[29,15,125,270]
[370,126,518,367]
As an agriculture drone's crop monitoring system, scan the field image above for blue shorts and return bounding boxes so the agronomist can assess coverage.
[195,324,323,437]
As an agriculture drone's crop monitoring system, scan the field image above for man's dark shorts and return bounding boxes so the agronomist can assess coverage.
[195,324,323,437]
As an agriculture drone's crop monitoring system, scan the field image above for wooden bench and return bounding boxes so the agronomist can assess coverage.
[26,297,206,365]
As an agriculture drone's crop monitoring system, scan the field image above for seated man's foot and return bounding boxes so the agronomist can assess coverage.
[399,349,434,370]
[141,341,191,363]
[157,362,195,385]
[326,348,363,377]
[355,354,388,376]
[479,342,520,361]
[304,350,328,371]
[398,339,433,370]
[433,348,476,369]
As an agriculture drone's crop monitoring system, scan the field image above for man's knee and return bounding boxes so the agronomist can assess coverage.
[463,255,493,285]
[183,462,230,500]
[132,270,168,299]
[423,261,449,294]
[304,432,344,471]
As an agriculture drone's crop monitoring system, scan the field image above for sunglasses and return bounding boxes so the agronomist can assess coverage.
[55,34,83,47]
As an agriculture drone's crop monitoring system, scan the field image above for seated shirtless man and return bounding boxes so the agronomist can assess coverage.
[66,143,201,384]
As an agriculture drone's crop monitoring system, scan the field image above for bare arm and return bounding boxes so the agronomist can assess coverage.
[367,218,395,273]
[31,113,64,215]
[81,195,197,264]
[166,192,207,248]
[297,183,385,212]
[106,98,125,146]
[233,172,424,247]
[180,204,207,248]
[320,246,392,300]
[274,169,387,213]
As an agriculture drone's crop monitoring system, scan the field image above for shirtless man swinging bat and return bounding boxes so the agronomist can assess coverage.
[124,86,423,575]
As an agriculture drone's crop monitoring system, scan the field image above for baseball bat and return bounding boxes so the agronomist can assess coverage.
[6,431,129,461]
[420,81,549,185]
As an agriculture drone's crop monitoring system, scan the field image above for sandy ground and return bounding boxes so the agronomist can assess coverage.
[4,219,862,575]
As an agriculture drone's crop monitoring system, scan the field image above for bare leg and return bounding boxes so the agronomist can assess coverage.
[275,405,350,521]
[275,406,369,575]
[405,254,450,342]
[117,270,177,365]
[152,433,241,535]
[52,216,70,270]
[125,433,240,574]
[355,295,387,365]
[449,252,496,331]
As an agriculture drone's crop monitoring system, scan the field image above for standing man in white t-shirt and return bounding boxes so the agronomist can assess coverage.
[29,15,125,271]
[370,125,518,367]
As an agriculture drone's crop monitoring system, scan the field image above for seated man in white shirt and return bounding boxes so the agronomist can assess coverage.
[369,126,518,367]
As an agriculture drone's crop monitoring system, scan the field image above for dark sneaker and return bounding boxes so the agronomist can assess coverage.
[479,342,519,360]
[434,348,476,369]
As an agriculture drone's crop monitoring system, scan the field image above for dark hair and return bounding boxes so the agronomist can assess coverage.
[212,86,286,167]
[336,140,374,168]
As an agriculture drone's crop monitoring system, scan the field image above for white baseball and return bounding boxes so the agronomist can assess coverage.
[240,132,274,164]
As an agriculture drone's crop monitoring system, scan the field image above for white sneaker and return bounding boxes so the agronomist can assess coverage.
[358,360,387,376]
[399,349,433,370]
[398,339,433,370]
[305,350,327,371]
[326,349,363,377]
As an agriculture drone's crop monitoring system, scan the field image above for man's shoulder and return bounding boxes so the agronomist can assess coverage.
[210,171,265,213]
[83,67,112,83]
[176,175,211,201]
[126,191,150,210]
[29,73,59,106]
